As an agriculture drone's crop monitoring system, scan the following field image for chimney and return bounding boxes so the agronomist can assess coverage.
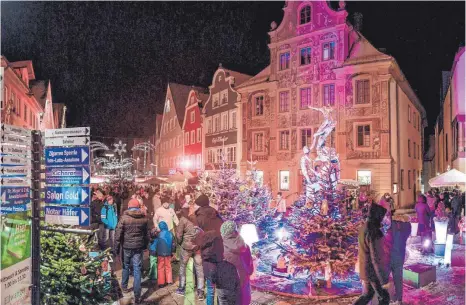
[354,12,363,32]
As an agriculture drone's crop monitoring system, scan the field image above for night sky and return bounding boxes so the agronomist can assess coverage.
[1,1,464,140]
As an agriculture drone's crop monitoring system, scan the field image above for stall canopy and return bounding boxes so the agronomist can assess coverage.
[143,176,169,185]
[428,169,466,187]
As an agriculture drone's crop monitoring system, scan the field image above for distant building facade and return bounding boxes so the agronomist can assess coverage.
[432,47,465,178]
[202,67,251,171]
[237,1,425,208]
[182,89,208,171]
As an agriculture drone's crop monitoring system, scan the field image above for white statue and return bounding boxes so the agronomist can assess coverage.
[300,146,320,204]
[308,106,336,151]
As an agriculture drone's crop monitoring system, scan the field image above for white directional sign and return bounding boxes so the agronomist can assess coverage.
[45,136,90,147]
[45,127,90,138]
[0,145,30,157]
[0,166,31,176]
[1,133,30,146]
[0,177,30,187]
[0,124,31,138]
[0,155,31,166]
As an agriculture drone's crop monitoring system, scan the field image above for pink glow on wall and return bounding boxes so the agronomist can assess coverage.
[452,47,465,118]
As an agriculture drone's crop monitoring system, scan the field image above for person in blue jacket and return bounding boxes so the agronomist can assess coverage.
[100,195,118,251]
[156,221,176,288]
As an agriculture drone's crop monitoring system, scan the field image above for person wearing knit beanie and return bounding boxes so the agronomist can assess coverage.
[220,221,237,237]
[128,198,140,209]
[195,194,210,207]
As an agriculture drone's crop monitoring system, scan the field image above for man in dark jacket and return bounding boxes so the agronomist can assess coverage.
[115,198,152,304]
[193,194,224,305]
[386,217,411,304]
[354,203,390,305]
[175,207,204,299]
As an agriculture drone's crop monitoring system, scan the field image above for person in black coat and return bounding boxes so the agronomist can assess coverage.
[354,203,390,305]
[193,194,224,305]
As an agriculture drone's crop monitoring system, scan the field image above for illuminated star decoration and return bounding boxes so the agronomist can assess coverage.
[113,140,127,156]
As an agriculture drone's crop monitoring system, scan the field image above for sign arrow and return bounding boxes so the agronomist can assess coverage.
[82,167,90,183]
[45,146,90,166]
[45,127,90,138]
[81,209,88,224]
[0,144,30,157]
[45,137,90,147]
[0,133,31,146]
[81,189,88,203]
[0,124,31,137]
[81,148,89,162]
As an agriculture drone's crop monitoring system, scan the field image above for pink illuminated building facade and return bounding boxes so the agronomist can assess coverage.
[182,89,208,171]
[432,47,465,177]
[1,56,64,130]
[237,1,426,208]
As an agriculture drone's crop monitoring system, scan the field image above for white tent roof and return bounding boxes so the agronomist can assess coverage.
[428,169,466,187]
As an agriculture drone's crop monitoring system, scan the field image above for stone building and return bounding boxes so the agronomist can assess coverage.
[1,57,58,130]
[182,88,208,172]
[431,47,465,178]
[202,66,252,171]
[237,1,425,208]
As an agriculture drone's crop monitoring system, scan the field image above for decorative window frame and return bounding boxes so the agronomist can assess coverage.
[299,45,312,67]
[299,127,313,149]
[230,110,237,129]
[297,85,312,110]
[321,82,336,107]
[352,75,372,107]
[252,131,265,152]
[190,110,195,123]
[353,121,373,151]
[252,94,265,117]
[296,2,312,26]
[278,90,291,113]
[277,129,291,151]
[277,48,291,72]
[279,170,291,191]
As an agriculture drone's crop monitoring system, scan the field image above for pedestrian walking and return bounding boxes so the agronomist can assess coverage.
[100,195,118,251]
[115,198,152,304]
[193,194,224,305]
[220,221,254,305]
[415,194,432,246]
[353,203,390,305]
[175,206,205,300]
[155,221,176,288]
[91,189,106,251]
[215,259,241,305]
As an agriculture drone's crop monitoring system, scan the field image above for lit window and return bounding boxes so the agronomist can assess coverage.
[323,84,335,106]
[227,146,237,163]
[279,170,290,191]
[230,111,237,129]
[254,133,264,152]
[323,41,335,61]
[197,128,201,143]
[190,111,195,123]
[357,170,371,185]
[355,80,370,104]
[213,93,219,108]
[279,130,290,150]
[191,130,195,144]
[279,52,290,71]
[213,116,220,133]
[255,96,264,116]
[357,125,370,147]
[279,91,289,112]
[207,118,212,134]
[217,148,223,162]
[408,139,411,157]
[185,132,189,146]
[300,6,311,25]
[222,112,229,130]
[300,47,312,65]
[221,90,228,105]
[301,129,312,148]
[300,87,311,109]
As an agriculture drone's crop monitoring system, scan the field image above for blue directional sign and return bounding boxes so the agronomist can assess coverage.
[44,206,90,226]
[45,166,90,185]
[0,186,31,205]
[45,186,90,205]
[0,203,30,215]
[45,146,90,166]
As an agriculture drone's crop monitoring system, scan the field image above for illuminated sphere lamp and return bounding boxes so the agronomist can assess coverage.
[240,224,259,248]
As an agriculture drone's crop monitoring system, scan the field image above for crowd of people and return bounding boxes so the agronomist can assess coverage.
[89,183,253,305]
[88,182,465,305]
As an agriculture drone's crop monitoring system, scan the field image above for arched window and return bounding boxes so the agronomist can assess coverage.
[300,5,311,25]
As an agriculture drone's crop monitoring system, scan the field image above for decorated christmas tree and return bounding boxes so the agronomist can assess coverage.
[40,227,116,305]
[198,153,273,226]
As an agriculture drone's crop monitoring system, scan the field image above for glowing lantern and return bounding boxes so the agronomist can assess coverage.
[240,224,259,248]
[434,218,449,244]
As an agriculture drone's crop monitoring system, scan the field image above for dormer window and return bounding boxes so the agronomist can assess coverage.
[300,6,311,25]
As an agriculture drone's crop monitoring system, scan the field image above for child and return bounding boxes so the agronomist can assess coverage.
[156,221,176,288]
[148,227,160,282]
[100,195,118,251]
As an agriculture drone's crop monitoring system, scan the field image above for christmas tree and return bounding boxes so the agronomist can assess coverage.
[40,227,116,305]
[198,153,273,226]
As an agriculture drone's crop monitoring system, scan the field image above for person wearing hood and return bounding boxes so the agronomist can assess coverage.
[115,199,153,304]
[220,221,254,305]
[353,203,390,305]
[193,194,224,305]
[175,205,205,300]
[415,194,432,248]
[155,221,176,288]
[100,195,118,251]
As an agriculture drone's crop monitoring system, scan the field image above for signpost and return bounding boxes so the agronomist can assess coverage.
[0,123,32,305]
[43,127,91,226]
